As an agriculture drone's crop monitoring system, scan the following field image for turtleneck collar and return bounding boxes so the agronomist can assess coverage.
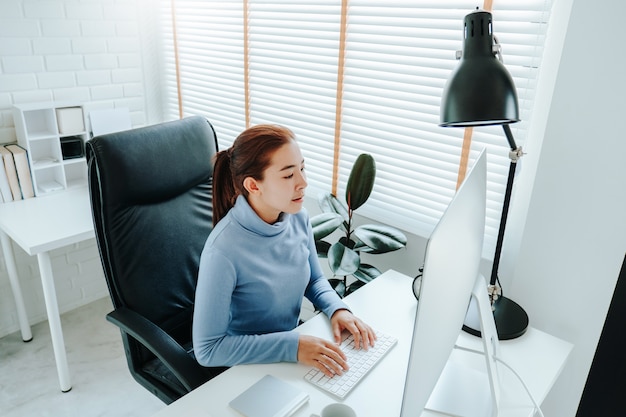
[230,195,289,237]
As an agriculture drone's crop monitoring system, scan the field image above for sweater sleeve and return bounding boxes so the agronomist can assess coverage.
[303,219,350,319]
[192,249,300,367]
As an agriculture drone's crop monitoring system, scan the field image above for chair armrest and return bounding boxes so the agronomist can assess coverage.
[106,307,208,391]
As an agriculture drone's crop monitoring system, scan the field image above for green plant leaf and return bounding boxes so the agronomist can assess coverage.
[328,278,346,298]
[328,242,360,276]
[353,224,407,253]
[346,154,376,211]
[353,263,381,283]
[318,192,349,230]
[345,280,366,296]
[338,236,357,250]
[315,240,331,258]
[351,239,368,252]
[310,212,343,240]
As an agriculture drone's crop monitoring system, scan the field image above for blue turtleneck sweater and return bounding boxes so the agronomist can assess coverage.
[192,195,348,367]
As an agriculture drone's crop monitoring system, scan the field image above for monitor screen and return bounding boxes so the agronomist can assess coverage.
[400,149,490,417]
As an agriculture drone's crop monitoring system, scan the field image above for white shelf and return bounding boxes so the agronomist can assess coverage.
[27,132,58,141]
[13,102,88,196]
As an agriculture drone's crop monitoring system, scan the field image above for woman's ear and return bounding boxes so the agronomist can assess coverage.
[243,177,260,195]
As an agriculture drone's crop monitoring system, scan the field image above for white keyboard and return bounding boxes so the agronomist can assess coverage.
[303,330,397,399]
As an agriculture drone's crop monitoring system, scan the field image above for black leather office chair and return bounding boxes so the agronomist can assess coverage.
[86,116,227,404]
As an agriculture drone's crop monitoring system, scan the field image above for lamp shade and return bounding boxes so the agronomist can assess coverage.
[440,9,520,127]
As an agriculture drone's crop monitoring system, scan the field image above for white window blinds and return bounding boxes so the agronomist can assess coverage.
[336,1,552,255]
[246,1,343,192]
[160,1,247,144]
[159,0,552,258]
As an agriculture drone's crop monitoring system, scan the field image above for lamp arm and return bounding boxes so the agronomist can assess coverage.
[502,124,518,151]
[489,160,516,291]
[489,124,524,303]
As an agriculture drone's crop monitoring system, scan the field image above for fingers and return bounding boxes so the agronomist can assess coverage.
[364,322,377,347]
[332,321,342,345]
[298,335,348,377]
[331,310,378,350]
[316,342,348,377]
[354,323,373,350]
[344,319,377,350]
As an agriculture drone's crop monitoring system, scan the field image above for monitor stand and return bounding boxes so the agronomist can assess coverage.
[425,274,501,417]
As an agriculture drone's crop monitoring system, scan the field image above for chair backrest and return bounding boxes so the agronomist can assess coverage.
[87,116,217,340]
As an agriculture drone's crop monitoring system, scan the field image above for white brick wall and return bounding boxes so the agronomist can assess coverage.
[0,0,152,338]
[0,239,107,338]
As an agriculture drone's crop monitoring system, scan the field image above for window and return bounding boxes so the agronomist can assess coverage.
[159,0,552,258]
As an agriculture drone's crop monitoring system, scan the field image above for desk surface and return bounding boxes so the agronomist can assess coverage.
[152,270,572,417]
[0,187,94,255]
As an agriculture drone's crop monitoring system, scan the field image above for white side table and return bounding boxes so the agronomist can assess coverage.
[0,187,95,392]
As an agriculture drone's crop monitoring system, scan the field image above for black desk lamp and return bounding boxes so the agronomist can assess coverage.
[440,8,529,340]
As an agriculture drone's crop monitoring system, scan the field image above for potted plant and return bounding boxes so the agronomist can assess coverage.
[310,154,407,296]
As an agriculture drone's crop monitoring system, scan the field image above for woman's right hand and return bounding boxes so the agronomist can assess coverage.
[297,335,349,377]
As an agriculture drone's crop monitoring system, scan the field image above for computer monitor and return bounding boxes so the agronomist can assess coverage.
[400,149,500,417]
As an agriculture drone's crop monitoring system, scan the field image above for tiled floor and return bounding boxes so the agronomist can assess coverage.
[0,297,165,417]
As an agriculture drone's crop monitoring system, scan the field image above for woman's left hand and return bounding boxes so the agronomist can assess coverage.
[330,309,377,350]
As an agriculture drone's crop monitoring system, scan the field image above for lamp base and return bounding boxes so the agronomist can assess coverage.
[463,296,529,340]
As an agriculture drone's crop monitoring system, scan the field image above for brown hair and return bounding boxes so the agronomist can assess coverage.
[212,124,296,226]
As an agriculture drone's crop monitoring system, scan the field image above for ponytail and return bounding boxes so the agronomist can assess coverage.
[211,124,296,226]
[212,149,236,226]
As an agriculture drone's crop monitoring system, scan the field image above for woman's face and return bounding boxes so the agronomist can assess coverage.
[245,139,307,224]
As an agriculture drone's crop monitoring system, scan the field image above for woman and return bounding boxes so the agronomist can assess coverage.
[192,124,376,377]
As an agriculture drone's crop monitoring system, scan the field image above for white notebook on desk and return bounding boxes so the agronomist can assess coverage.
[229,374,309,417]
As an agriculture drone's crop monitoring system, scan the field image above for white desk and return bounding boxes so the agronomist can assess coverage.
[152,270,572,417]
[0,187,94,392]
